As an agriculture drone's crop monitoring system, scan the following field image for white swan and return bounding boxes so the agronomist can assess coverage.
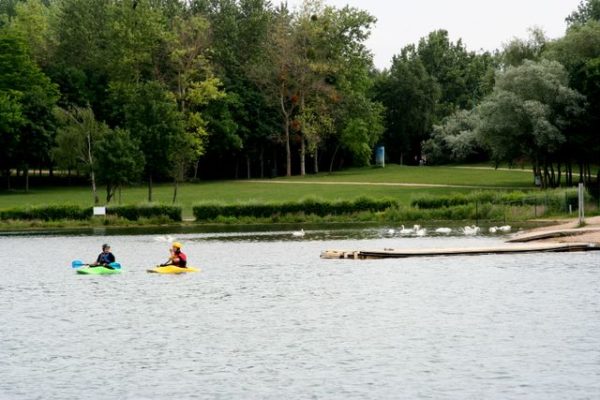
[462,225,480,235]
[400,225,414,235]
[489,226,498,233]
[499,225,512,233]
[292,229,305,237]
[415,227,427,237]
[435,227,452,234]
[154,235,176,243]
[386,228,396,236]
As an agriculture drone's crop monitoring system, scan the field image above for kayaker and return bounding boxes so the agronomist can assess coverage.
[92,244,116,267]
[161,242,187,268]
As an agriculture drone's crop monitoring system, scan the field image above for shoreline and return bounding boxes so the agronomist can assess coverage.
[509,216,600,245]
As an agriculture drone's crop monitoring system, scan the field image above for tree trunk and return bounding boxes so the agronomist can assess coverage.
[118,186,122,205]
[6,169,10,190]
[329,144,340,173]
[106,184,114,204]
[300,137,306,176]
[259,146,264,179]
[148,175,153,202]
[90,169,98,204]
[557,162,562,187]
[87,131,98,204]
[194,160,199,180]
[284,121,291,177]
[280,88,292,177]
[172,178,178,204]
[313,148,319,174]
[246,154,251,179]
[24,167,29,193]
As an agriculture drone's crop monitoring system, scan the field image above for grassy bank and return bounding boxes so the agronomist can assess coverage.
[0,165,535,218]
[9,164,593,230]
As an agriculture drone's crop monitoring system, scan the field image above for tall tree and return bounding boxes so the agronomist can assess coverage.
[95,128,144,203]
[374,47,439,164]
[477,60,585,187]
[0,33,59,192]
[566,0,600,27]
[54,106,109,204]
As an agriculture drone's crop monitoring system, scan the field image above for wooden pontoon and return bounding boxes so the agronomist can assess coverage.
[321,242,600,260]
[507,228,600,243]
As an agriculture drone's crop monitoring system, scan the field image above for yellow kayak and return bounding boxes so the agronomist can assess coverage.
[147,265,200,274]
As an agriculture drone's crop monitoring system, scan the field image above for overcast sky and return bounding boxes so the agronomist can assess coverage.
[285,0,582,69]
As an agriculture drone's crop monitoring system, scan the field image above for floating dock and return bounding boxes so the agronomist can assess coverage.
[507,227,600,243]
[321,242,600,260]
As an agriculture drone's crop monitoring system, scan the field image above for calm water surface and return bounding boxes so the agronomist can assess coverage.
[1,227,599,399]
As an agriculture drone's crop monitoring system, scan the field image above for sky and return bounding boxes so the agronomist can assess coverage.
[285,0,582,70]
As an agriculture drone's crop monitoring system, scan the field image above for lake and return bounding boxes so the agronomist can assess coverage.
[1,226,599,399]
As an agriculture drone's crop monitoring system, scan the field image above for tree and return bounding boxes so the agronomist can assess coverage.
[566,0,600,27]
[545,21,600,183]
[0,33,59,192]
[374,47,439,164]
[477,60,585,187]
[95,128,144,203]
[0,91,23,188]
[54,106,109,204]
[501,28,547,67]
[423,109,482,164]
[111,81,184,202]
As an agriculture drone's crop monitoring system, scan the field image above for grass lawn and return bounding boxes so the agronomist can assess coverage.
[0,164,536,218]
[283,164,534,187]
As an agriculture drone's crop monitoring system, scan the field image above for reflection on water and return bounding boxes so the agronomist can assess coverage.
[0,227,599,400]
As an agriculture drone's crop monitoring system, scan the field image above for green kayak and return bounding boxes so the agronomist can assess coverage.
[76,266,122,275]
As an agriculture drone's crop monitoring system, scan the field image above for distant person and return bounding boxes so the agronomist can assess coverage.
[92,244,116,267]
[162,242,187,268]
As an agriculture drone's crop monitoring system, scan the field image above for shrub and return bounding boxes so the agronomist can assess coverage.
[0,205,91,221]
[193,197,396,221]
[106,204,182,221]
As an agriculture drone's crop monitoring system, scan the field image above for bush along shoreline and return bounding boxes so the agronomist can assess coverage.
[0,204,182,224]
[0,190,597,229]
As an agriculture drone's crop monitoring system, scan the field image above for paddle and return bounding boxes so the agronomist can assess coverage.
[71,260,88,268]
[71,260,121,269]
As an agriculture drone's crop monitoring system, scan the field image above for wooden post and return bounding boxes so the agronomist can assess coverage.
[578,183,585,226]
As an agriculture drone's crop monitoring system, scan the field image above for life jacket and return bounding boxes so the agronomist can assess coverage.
[98,252,114,265]
[173,250,187,267]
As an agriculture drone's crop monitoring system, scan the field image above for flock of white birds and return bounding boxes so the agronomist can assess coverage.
[384,224,512,237]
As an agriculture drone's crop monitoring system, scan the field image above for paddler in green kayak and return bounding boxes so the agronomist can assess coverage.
[161,242,188,268]
[92,244,117,268]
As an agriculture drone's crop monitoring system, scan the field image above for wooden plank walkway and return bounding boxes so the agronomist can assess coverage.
[321,242,600,260]
[507,227,600,243]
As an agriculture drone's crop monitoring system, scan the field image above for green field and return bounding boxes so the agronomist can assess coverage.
[0,165,536,218]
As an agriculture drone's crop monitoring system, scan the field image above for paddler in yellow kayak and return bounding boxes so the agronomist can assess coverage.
[160,242,188,268]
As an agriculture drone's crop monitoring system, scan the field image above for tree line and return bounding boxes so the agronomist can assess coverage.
[0,0,598,204]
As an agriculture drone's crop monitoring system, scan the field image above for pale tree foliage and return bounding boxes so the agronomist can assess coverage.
[501,27,547,67]
[423,109,481,164]
[477,60,585,187]
[53,106,110,204]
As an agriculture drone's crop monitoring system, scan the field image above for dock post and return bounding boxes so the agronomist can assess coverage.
[578,183,585,226]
